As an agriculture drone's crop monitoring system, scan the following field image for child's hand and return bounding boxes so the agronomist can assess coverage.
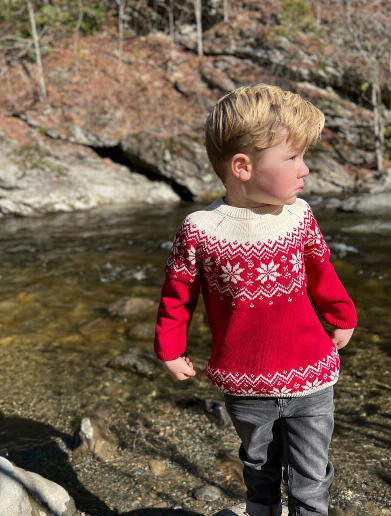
[161,356,196,381]
[329,328,355,350]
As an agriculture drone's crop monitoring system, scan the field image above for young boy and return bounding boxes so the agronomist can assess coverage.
[153,84,357,516]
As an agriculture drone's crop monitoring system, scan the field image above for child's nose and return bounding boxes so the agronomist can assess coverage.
[298,161,309,178]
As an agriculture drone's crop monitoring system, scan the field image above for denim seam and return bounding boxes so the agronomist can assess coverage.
[281,418,293,496]
[281,418,299,515]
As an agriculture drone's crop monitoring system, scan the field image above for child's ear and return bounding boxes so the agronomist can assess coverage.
[231,153,252,182]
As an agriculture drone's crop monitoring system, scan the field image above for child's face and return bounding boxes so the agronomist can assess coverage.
[249,130,309,205]
[227,129,310,206]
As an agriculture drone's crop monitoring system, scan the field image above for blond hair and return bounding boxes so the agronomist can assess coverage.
[204,83,325,183]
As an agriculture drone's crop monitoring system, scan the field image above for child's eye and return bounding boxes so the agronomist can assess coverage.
[289,155,296,161]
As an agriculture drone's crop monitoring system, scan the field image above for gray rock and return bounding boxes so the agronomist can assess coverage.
[339,197,359,212]
[108,347,160,377]
[106,296,158,318]
[303,154,355,194]
[74,409,118,460]
[369,168,391,194]
[121,129,224,199]
[324,197,343,210]
[187,394,231,426]
[214,503,288,516]
[0,456,77,516]
[128,322,156,340]
[193,484,225,501]
[0,137,180,218]
[340,192,391,215]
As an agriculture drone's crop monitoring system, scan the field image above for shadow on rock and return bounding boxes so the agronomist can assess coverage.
[0,410,116,516]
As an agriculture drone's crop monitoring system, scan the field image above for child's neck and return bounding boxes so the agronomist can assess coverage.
[224,191,282,209]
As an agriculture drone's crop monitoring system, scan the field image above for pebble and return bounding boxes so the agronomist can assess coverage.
[216,457,244,486]
[213,503,288,516]
[152,501,169,508]
[148,459,166,476]
[107,347,159,377]
[193,485,225,501]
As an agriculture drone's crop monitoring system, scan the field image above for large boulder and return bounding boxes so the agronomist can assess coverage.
[0,123,179,217]
[339,192,391,216]
[0,456,77,516]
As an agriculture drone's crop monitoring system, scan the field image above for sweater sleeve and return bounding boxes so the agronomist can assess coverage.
[154,217,201,361]
[304,204,357,329]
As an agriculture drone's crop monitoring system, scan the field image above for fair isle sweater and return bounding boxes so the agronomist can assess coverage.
[154,197,357,397]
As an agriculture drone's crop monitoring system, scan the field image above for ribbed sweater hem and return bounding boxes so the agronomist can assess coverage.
[210,375,339,398]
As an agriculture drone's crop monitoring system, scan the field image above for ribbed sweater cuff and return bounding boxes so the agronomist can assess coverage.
[328,319,357,330]
[155,351,182,361]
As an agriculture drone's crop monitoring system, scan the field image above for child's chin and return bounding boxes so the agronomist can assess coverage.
[285,196,298,204]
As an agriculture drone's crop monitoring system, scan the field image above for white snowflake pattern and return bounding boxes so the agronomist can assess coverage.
[203,257,213,274]
[220,261,245,284]
[255,260,282,284]
[329,370,339,381]
[271,386,292,394]
[186,246,197,266]
[171,236,181,255]
[302,378,323,390]
[307,226,322,246]
[289,251,303,273]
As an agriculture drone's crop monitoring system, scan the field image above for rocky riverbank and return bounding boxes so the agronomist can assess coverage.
[1,1,390,218]
[0,286,390,516]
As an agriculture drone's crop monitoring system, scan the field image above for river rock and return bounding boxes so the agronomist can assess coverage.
[128,322,156,340]
[369,168,391,194]
[106,296,158,318]
[215,457,244,486]
[187,394,231,426]
[148,459,166,476]
[193,484,225,501]
[107,347,160,377]
[214,503,289,516]
[0,456,77,516]
[302,154,355,194]
[339,192,391,215]
[74,409,118,460]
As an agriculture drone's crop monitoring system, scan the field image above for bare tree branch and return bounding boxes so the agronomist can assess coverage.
[26,0,46,100]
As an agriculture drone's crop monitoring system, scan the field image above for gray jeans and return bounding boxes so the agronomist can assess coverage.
[224,386,335,516]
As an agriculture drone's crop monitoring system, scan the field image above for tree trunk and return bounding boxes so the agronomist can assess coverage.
[115,0,125,74]
[316,2,321,28]
[73,0,84,58]
[223,0,229,22]
[26,0,46,100]
[194,0,203,56]
[169,0,175,43]
[372,69,384,173]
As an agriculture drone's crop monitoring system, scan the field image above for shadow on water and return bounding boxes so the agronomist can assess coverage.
[0,411,205,516]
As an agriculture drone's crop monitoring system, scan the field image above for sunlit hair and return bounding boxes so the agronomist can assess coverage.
[204,83,325,183]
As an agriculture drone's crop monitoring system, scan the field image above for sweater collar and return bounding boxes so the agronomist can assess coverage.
[210,196,286,220]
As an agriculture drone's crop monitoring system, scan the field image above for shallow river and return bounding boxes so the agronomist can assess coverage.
[0,197,390,515]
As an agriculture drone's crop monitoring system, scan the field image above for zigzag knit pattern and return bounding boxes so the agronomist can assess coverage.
[154,197,357,397]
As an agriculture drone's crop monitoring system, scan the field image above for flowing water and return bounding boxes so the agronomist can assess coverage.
[0,197,389,359]
[0,197,390,515]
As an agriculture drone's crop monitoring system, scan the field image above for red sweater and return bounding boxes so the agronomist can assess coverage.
[154,197,357,397]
